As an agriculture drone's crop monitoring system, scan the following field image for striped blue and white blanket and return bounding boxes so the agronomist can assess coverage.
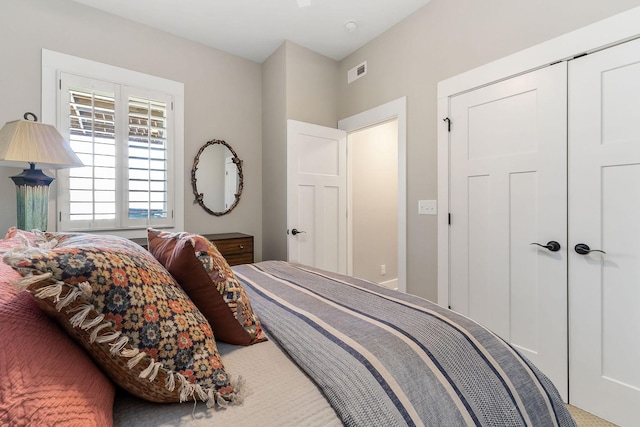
[233,261,576,427]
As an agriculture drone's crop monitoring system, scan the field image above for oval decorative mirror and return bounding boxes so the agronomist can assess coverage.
[191,139,243,216]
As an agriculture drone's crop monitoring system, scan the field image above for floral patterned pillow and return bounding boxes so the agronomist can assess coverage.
[4,232,243,406]
[148,229,266,346]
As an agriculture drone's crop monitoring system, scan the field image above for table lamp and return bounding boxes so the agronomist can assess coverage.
[0,112,83,231]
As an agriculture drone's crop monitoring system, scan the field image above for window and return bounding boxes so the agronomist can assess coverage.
[59,74,173,230]
[42,50,184,233]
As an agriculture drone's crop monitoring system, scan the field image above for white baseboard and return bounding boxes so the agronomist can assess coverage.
[379,278,398,290]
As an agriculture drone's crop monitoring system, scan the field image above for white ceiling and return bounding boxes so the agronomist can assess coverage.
[69,0,432,63]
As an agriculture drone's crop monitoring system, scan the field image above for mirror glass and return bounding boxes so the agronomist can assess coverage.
[191,139,243,216]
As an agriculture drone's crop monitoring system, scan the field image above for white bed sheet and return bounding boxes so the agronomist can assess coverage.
[113,338,342,426]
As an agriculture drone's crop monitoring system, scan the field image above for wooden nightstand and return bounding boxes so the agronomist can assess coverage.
[204,233,254,266]
[131,232,254,266]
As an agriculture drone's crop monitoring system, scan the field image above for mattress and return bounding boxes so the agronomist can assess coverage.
[113,338,341,426]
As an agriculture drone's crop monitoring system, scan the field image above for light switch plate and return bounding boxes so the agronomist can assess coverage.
[418,200,437,215]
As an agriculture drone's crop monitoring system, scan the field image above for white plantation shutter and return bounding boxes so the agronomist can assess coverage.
[125,93,171,227]
[58,73,174,231]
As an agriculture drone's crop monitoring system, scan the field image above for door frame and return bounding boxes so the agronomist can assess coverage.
[339,97,407,293]
[437,6,640,308]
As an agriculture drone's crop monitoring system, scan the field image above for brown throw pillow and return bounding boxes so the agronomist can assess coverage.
[147,229,266,346]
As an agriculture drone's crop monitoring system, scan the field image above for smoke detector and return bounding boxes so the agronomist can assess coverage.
[344,20,358,33]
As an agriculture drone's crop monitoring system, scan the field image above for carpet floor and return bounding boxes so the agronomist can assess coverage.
[568,405,618,427]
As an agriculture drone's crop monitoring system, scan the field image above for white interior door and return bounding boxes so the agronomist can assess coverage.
[568,38,640,426]
[449,63,568,399]
[287,120,347,273]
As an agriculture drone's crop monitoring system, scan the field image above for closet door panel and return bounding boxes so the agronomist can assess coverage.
[449,62,568,400]
[569,37,640,427]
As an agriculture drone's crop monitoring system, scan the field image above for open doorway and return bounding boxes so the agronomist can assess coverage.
[348,119,398,289]
[339,96,407,292]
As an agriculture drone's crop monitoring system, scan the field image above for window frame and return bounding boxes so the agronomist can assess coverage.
[42,49,184,237]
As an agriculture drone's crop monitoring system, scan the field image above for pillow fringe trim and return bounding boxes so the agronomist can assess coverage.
[14,273,245,408]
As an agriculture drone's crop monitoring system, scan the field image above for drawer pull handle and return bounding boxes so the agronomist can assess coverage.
[239,245,244,249]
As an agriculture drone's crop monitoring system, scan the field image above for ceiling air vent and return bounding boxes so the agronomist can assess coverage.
[347,61,367,84]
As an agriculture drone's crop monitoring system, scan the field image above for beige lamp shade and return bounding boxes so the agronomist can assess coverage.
[0,113,83,169]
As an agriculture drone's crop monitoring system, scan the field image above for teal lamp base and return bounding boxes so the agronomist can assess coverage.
[11,164,54,231]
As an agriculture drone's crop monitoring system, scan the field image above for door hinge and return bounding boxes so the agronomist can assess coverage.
[443,117,452,132]
[448,213,451,225]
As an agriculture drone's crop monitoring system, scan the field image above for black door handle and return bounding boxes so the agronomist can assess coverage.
[530,241,561,252]
[291,228,306,236]
[574,243,606,255]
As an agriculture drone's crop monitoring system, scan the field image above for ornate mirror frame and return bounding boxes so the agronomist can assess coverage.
[191,139,243,216]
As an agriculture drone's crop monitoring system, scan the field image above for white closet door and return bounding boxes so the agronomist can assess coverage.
[569,38,640,426]
[449,62,568,399]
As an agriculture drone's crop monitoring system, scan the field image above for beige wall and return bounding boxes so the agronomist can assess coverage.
[4,0,640,298]
[261,41,339,261]
[0,0,263,259]
[337,0,640,300]
[261,44,288,260]
[350,120,398,284]
[285,42,339,128]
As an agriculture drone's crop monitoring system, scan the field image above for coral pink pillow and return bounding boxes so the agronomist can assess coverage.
[0,230,114,426]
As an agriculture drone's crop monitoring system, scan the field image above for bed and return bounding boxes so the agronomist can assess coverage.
[0,229,576,426]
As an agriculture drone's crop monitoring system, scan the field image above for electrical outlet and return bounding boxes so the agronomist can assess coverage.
[418,200,437,215]
[381,264,386,275]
